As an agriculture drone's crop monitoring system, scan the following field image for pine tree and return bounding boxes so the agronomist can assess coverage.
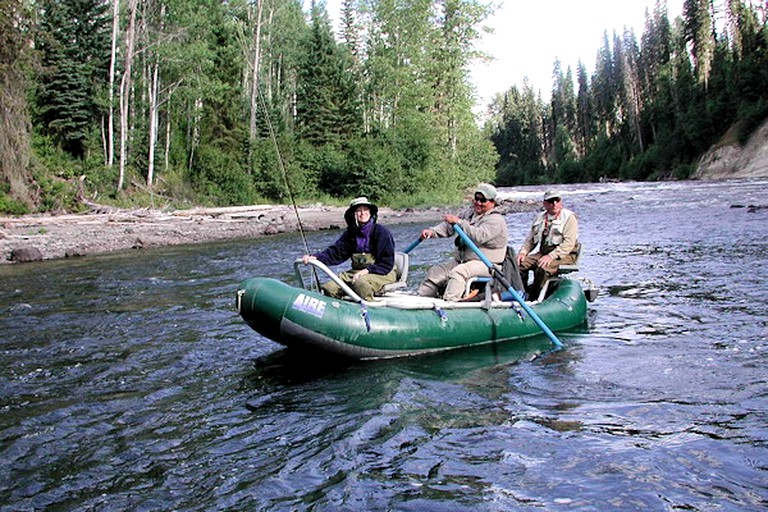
[575,61,593,156]
[683,0,716,88]
[34,0,110,158]
[592,31,619,137]
[296,4,361,147]
[489,81,545,185]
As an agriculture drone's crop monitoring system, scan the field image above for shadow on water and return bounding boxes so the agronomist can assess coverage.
[242,332,564,393]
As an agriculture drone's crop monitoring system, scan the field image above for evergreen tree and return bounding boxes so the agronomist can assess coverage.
[727,0,768,139]
[683,0,716,88]
[489,82,545,185]
[429,0,496,189]
[296,4,361,148]
[549,60,577,169]
[575,61,593,156]
[619,28,645,153]
[592,31,619,136]
[34,0,110,158]
[640,0,672,146]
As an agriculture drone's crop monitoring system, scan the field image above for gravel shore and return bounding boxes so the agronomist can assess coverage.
[0,204,435,264]
[0,200,540,264]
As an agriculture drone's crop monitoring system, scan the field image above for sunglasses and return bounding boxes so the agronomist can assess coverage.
[544,198,559,204]
[473,195,489,204]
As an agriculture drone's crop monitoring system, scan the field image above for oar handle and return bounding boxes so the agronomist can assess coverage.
[452,224,563,348]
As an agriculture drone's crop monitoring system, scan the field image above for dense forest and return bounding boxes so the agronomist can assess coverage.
[0,0,766,214]
[487,0,768,185]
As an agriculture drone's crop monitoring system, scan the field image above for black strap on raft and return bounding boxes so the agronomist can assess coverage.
[510,301,525,321]
[432,304,447,322]
[360,303,371,332]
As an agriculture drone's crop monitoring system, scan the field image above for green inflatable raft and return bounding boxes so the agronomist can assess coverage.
[236,258,591,360]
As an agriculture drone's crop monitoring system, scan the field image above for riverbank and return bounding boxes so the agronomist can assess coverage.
[0,200,538,264]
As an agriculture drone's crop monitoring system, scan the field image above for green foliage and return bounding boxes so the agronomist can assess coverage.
[488,85,547,186]
[296,6,361,147]
[293,140,346,198]
[0,183,30,214]
[32,133,136,207]
[452,129,498,185]
[19,0,768,216]
[488,0,768,185]
[737,99,768,144]
[32,134,83,180]
[251,136,319,201]
[386,119,437,194]
[33,0,110,158]
[33,174,81,212]
[346,132,435,200]
[344,139,401,200]
[189,145,258,206]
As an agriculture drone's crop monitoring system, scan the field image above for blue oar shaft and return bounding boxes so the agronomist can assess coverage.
[403,238,423,254]
[452,224,563,348]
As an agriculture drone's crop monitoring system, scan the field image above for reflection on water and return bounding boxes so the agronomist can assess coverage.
[1,180,767,510]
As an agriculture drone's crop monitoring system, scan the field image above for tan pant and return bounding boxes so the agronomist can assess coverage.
[518,252,577,298]
[322,269,396,301]
[417,259,490,302]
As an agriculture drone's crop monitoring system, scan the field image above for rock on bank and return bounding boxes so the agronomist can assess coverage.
[0,200,539,264]
[0,204,446,264]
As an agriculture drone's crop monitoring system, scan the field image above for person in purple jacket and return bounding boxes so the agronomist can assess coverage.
[302,197,396,300]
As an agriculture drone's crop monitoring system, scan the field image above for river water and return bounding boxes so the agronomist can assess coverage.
[1,180,766,511]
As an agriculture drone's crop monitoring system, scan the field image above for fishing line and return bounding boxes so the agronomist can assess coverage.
[256,88,311,255]
[256,87,321,289]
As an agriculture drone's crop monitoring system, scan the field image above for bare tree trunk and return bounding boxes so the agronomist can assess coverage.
[265,3,275,100]
[248,0,265,143]
[118,0,138,193]
[164,90,172,173]
[108,0,119,167]
[146,3,165,188]
[188,97,202,173]
[147,57,159,187]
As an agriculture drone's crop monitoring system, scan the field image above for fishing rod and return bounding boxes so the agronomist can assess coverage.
[256,88,311,256]
[257,88,321,289]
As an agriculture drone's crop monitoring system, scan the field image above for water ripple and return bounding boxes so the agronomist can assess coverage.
[2,180,768,510]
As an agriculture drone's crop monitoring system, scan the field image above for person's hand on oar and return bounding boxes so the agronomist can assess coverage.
[414,183,508,302]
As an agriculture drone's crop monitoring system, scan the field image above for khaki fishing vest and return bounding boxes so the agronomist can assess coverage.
[533,209,574,248]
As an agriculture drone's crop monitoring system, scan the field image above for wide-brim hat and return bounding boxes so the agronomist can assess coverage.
[543,190,562,201]
[474,183,498,201]
[344,197,378,223]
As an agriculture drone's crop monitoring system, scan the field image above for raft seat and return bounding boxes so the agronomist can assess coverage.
[537,243,585,302]
[464,276,491,298]
[556,263,579,275]
[379,251,410,294]
[556,242,582,275]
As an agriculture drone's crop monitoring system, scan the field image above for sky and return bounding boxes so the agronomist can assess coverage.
[470,0,684,112]
[317,0,685,115]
